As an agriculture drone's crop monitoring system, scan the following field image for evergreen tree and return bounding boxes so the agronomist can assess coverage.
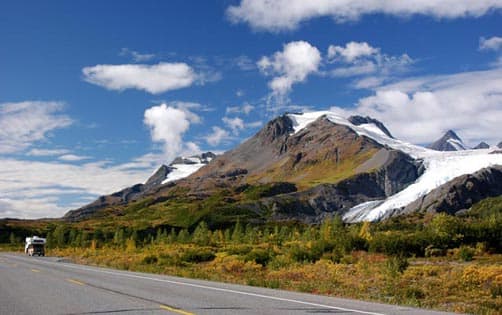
[192,221,210,246]
[231,220,243,243]
[53,225,66,248]
[9,232,16,245]
[177,229,189,243]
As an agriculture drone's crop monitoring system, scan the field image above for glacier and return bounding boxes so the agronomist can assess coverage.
[288,111,502,222]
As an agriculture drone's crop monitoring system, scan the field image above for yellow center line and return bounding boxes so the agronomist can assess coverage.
[66,278,85,286]
[159,304,194,315]
[31,269,40,273]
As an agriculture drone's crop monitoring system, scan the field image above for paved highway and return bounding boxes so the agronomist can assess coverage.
[0,253,454,315]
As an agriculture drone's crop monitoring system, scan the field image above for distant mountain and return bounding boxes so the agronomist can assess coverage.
[498,141,502,149]
[473,142,490,150]
[63,152,215,221]
[428,130,466,151]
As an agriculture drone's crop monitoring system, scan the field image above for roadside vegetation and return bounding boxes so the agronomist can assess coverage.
[2,197,501,314]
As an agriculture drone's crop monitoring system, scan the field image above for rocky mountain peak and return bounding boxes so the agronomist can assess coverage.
[428,129,466,151]
[473,142,490,150]
[257,114,294,144]
[498,141,502,149]
[348,115,394,139]
[144,164,173,188]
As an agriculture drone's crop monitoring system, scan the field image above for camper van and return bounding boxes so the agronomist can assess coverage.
[25,236,46,256]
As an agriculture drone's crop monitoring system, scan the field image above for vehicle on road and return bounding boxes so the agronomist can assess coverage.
[25,236,46,256]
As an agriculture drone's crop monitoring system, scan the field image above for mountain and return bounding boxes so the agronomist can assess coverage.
[428,130,467,151]
[63,111,502,226]
[498,141,502,148]
[63,152,215,221]
[473,142,490,150]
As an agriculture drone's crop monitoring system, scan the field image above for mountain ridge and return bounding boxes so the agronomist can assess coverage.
[62,111,502,226]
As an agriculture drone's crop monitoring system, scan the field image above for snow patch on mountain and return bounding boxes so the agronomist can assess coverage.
[288,111,502,222]
[161,163,206,184]
[446,138,467,151]
[161,153,214,185]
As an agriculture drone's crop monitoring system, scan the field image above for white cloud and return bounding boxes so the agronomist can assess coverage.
[246,121,263,128]
[234,55,256,71]
[222,117,245,135]
[143,104,200,162]
[58,154,91,162]
[258,41,321,96]
[327,42,414,87]
[82,62,198,94]
[328,42,379,62]
[205,126,232,146]
[227,0,502,31]
[0,101,72,154]
[330,61,377,77]
[330,68,502,145]
[119,48,156,62]
[0,155,158,219]
[28,148,71,156]
[226,103,255,115]
[479,36,502,51]
[352,76,386,89]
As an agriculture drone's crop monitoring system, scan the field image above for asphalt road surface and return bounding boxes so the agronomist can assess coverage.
[0,253,455,315]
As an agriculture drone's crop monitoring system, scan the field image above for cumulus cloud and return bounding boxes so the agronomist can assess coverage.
[328,42,379,62]
[258,41,321,96]
[479,36,502,51]
[327,42,414,87]
[227,0,502,31]
[143,104,200,162]
[0,101,72,154]
[205,126,232,146]
[82,62,198,94]
[330,68,502,145]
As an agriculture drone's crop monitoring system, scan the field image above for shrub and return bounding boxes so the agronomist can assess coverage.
[386,255,409,276]
[288,243,323,263]
[181,248,216,263]
[142,255,158,264]
[457,246,475,262]
[425,245,446,257]
[225,244,252,255]
[245,248,272,266]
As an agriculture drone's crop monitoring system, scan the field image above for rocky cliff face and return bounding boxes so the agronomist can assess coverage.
[246,149,422,223]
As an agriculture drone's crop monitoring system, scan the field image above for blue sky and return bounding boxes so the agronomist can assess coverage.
[1,0,502,218]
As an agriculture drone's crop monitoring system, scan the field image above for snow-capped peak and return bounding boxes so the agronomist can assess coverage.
[428,129,467,151]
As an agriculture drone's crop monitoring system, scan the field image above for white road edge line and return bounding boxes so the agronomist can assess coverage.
[3,255,385,315]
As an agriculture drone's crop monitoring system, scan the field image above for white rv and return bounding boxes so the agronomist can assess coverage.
[25,236,46,256]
